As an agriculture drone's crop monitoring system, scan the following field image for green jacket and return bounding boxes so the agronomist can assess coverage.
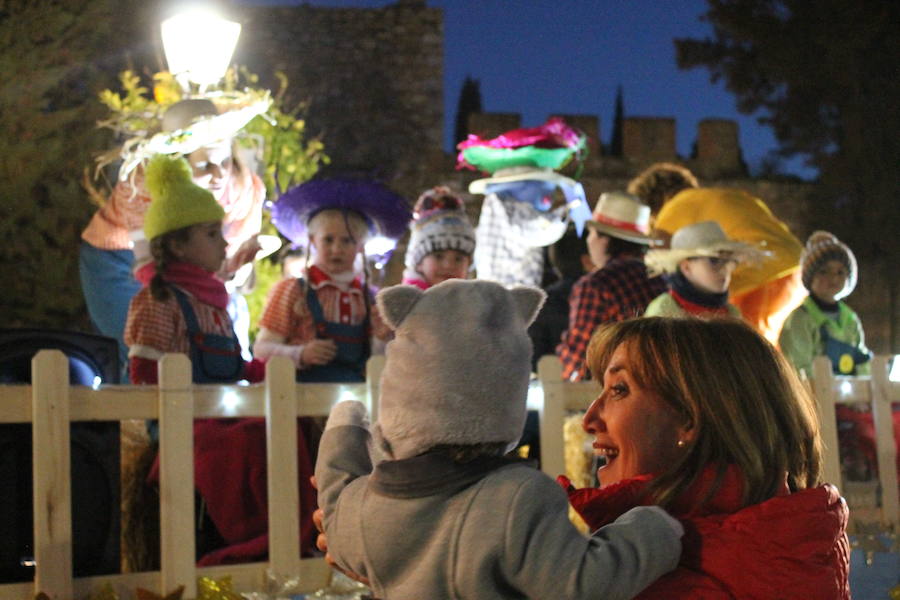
[779,296,870,378]
[644,291,742,319]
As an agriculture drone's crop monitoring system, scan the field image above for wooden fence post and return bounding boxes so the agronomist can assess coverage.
[366,355,385,423]
[537,356,566,479]
[812,357,843,490]
[266,356,301,576]
[158,354,195,597]
[870,356,899,529]
[31,350,73,600]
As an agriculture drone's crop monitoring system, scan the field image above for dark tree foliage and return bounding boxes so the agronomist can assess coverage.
[676,0,900,348]
[609,85,624,156]
[0,0,159,329]
[454,76,482,146]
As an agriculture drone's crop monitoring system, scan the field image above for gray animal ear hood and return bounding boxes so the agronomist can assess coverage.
[374,279,546,460]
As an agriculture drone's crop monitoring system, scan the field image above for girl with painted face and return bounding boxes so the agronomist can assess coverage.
[644,221,762,319]
[80,99,267,377]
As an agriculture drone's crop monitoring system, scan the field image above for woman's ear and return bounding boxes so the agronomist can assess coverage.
[168,238,187,261]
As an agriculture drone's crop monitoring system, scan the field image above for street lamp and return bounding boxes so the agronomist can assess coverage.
[161,8,241,92]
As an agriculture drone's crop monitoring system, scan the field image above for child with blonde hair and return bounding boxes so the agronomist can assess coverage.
[254,179,410,381]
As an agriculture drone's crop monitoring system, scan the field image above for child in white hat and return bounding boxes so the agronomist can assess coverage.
[644,221,761,318]
[779,231,871,377]
[316,279,683,599]
[401,186,476,289]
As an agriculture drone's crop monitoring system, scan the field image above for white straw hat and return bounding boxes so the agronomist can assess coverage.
[585,191,653,244]
[645,220,764,275]
[468,166,577,195]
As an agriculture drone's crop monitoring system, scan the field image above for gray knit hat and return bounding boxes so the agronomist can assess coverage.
[403,187,476,270]
[800,231,857,299]
[373,279,545,460]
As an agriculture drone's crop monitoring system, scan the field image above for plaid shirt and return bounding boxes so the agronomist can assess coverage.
[124,286,236,359]
[473,193,567,287]
[557,257,666,380]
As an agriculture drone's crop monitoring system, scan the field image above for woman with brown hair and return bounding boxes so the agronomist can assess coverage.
[562,317,849,599]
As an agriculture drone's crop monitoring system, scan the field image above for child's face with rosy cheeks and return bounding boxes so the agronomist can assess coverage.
[310,212,365,274]
[170,221,227,273]
[810,259,849,303]
[418,249,471,285]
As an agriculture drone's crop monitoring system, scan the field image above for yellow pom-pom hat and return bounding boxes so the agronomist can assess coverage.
[143,154,225,241]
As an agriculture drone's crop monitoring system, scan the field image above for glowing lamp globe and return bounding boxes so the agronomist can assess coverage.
[161,9,241,89]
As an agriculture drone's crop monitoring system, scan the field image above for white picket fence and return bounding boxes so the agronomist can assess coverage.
[1,351,896,600]
[0,351,385,600]
[536,354,900,532]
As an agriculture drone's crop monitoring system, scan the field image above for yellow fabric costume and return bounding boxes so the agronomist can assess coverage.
[655,188,805,342]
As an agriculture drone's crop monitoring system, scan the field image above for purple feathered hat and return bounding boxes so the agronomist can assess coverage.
[270,179,412,251]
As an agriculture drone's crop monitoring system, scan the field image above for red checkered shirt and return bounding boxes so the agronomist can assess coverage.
[557,257,667,381]
[124,286,236,359]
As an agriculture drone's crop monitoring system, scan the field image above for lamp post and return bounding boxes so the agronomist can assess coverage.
[161,8,241,94]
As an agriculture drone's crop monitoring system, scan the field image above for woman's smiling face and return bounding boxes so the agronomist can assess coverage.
[582,342,688,487]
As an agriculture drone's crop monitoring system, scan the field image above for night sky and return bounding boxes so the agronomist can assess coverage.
[241,0,816,179]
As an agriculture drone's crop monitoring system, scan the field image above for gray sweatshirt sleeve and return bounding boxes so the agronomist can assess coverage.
[314,401,374,576]
[501,473,682,600]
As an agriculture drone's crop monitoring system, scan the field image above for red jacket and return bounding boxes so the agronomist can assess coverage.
[559,467,850,599]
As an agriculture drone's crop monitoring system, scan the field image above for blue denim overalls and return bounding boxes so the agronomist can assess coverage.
[295,279,370,383]
[171,286,245,383]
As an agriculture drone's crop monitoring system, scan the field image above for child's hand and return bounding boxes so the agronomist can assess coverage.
[302,338,338,366]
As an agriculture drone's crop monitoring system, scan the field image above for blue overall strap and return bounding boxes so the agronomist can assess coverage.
[171,285,202,335]
[170,285,243,383]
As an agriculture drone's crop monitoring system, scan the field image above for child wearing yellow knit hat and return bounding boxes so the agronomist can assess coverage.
[123,153,263,385]
[123,154,318,566]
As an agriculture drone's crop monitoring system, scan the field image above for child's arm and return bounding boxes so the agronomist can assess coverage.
[314,401,374,578]
[124,290,174,384]
[778,308,816,377]
[499,473,682,600]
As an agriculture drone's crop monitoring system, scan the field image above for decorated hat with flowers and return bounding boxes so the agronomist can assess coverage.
[270,179,411,252]
[404,187,476,270]
[457,118,593,235]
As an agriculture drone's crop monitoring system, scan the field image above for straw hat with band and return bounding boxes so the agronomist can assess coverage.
[585,191,653,245]
[645,220,765,276]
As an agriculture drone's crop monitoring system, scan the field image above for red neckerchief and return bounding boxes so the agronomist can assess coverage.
[669,289,732,317]
[135,261,229,310]
[400,276,430,290]
[307,264,363,291]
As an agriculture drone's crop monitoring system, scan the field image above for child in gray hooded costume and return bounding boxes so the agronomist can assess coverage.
[315,279,682,600]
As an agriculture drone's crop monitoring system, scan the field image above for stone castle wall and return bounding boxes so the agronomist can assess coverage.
[236,0,444,178]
